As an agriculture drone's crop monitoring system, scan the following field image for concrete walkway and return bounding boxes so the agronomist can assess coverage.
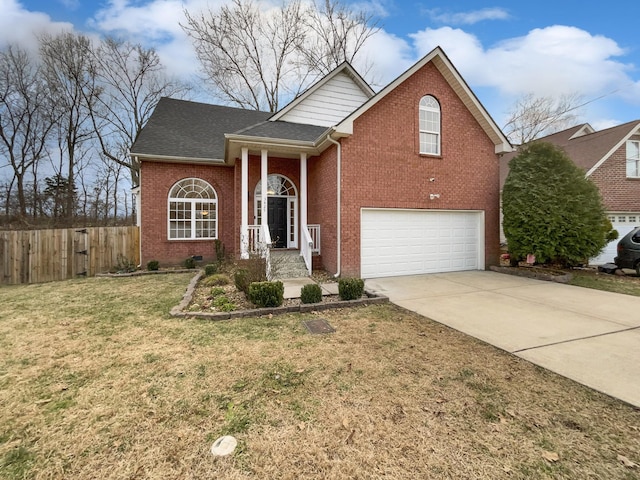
[365,271,640,408]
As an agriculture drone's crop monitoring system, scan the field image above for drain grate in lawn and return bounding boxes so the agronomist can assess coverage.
[302,318,336,334]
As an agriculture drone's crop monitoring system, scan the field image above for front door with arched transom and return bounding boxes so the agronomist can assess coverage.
[254,174,298,249]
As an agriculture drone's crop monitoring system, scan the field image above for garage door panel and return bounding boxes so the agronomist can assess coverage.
[361,209,483,278]
[590,216,639,265]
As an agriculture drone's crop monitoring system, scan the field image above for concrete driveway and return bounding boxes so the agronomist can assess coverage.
[365,271,640,408]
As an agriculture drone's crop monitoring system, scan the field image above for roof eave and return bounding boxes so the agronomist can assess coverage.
[224,134,324,161]
[132,152,226,165]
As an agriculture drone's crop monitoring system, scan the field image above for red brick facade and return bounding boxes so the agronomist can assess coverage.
[338,62,500,276]
[139,161,236,266]
[588,144,640,212]
[139,57,502,275]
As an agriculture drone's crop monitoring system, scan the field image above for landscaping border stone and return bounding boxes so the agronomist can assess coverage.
[170,271,388,320]
[489,265,573,283]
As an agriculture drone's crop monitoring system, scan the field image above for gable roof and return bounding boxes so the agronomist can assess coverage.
[334,46,512,154]
[270,62,375,126]
[130,97,271,163]
[500,120,640,187]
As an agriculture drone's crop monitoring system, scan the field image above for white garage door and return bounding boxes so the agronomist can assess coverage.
[361,209,484,278]
[590,213,640,265]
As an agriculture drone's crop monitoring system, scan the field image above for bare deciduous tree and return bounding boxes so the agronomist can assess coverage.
[182,0,378,111]
[502,93,584,144]
[88,37,189,187]
[39,32,98,224]
[0,45,56,220]
[298,0,379,76]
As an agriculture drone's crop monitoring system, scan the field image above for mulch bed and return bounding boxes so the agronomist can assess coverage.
[170,271,388,320]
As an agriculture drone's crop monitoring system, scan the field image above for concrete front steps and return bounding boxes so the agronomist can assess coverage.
[270,249,309,279]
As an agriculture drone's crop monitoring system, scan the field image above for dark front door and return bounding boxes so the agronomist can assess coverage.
[268,197,287,248]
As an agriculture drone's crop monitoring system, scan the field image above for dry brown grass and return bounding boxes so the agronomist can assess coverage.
[1,273,639,479]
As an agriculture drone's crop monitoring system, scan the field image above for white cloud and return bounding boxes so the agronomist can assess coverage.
[87,0,222,80]
[0,0,74,51]
[408,25,636,108]
[426,7,510,25]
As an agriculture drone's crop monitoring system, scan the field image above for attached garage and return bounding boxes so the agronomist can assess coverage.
[361,208,485,278]
[590,213,640,265]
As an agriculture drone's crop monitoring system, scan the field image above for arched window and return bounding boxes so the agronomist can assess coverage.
[419,95,441,155]
[168,178,217,239]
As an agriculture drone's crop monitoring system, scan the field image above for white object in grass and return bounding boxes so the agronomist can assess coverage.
[211,435,237,456]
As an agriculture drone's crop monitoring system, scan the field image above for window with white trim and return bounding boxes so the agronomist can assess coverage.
[419,95,441,155]
[168,178,217,240]
[627,140,640,177]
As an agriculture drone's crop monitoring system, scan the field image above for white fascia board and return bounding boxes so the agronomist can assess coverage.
[585,123,640,177]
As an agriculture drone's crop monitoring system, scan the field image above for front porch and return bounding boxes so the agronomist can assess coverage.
[237,148,322,278]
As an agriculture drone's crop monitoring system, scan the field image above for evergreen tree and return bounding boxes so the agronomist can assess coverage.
[502,142,613,266]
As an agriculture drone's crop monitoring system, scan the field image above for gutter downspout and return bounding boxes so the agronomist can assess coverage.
[326,134,341,278]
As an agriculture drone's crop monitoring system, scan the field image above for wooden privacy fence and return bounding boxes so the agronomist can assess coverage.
[0,226,140,285]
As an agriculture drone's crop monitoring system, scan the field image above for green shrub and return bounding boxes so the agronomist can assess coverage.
[300,283,322,304]
[338,278,364,301]
[210,287,225,297]
[247,281,284,308]
[184,257,197,269]
[213,296,236,312]
[201,274,230,287]
[146,260,159,271]
[204,263,218,276]
[503,142,611,266]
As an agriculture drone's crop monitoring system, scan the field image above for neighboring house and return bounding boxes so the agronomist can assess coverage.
[130,47,511,279]
[500,121,640,264]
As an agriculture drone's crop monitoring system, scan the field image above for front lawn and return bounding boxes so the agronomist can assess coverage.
[1,274,638,479]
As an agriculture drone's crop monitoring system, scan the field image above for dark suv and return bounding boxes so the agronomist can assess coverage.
[614,227,640,274]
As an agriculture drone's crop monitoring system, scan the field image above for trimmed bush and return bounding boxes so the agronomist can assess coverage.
[184,257,197,269]
[204,263,218,276]
[338,278,364,301]
[247,281,284,308]
[146,260,159,271]
[300,283,322,304]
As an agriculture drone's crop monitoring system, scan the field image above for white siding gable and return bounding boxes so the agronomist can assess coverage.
[278,72,370,127]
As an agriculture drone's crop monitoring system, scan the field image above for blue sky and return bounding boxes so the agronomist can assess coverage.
[3,0,640,131]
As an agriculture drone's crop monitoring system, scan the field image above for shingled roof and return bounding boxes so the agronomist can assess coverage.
[131,97,334,162]
[500,120,640,187]
[130,98,272,161]
[234,120,330,143]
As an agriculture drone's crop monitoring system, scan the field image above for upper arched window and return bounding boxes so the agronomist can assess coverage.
[168,178,217,240]
[419,95,441,155]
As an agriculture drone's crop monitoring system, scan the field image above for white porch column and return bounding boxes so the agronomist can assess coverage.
[240,147,249,259]
[260,149,268,230]
[300,153,308,229]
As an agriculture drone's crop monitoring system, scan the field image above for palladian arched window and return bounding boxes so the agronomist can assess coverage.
[168,178,217,239]
[419,95,441,155]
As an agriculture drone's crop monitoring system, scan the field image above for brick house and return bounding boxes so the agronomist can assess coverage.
[500,121,640,264]
[131,47,511,278]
